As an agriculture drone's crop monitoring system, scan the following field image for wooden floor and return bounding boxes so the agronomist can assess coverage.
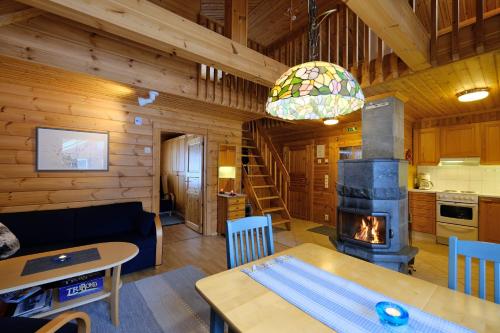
[125,219,496,302]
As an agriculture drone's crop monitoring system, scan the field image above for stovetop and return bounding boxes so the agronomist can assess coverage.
[437,190,478,204]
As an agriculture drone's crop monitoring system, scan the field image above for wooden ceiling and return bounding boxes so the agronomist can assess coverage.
[201,0,339,47]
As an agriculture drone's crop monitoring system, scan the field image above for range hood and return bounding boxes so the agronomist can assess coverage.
[439,157,480,166]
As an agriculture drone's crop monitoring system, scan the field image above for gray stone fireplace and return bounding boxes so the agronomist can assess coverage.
[333,95,418,273]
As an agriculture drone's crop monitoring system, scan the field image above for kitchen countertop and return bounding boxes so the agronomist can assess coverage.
[408,188,500,198]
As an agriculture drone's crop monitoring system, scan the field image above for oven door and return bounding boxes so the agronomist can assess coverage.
[436,201,478,227]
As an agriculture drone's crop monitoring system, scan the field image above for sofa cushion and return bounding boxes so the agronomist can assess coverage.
[137,212,155,236]
[0,316,77,333]
[0,209,75,247]
[74,202,143,241]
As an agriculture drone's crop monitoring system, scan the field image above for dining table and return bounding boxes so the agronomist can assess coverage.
[195,243,500,333]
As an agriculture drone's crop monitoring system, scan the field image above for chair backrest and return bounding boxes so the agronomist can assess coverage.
[226,215,274,269]
[448,236,500,304]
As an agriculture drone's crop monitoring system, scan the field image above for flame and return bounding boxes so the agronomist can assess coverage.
[354,216,384,244]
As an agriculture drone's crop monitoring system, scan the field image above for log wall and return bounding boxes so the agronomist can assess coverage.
[0,56,242,235]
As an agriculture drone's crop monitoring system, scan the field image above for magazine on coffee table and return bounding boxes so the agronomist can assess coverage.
[13,289,53,317]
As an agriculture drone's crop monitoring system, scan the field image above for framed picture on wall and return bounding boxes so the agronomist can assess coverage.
[36,127,109,171]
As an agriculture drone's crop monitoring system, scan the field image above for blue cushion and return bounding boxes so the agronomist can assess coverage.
[0,316,77,333]
[74,202,143,240]
[0,209,75,247]
[137,212,155,236]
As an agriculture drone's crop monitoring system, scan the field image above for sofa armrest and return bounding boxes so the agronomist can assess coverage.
[154,215,163,266]
[36,311,90,333]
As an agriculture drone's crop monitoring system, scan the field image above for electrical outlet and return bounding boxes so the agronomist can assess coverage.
[324,174,329,189]
[324,214,329,221]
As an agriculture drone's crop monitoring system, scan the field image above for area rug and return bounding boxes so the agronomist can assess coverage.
[160,212,184,226]
[307,225,336,238]
[76,266,210,333]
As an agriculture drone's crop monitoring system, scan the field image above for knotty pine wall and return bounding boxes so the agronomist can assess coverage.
[0,56,242,236]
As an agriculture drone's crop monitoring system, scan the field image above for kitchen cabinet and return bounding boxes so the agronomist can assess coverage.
[409,191,436,234]
[415,128,440,165]
[480,121,500,165]
[479,197,500,243]
[440,124,480,158]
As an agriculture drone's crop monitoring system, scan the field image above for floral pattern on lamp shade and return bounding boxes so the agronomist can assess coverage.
[266,61,365,120]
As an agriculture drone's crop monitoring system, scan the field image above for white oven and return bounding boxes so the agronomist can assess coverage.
[436,201,478,227]
[436,191,478,245]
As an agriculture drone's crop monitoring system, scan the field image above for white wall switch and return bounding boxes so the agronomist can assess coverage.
[325,158,329,163]
[324,214,329,221]
[317,159,322,164]
[144,146,152,154]
[324,174,329,188]
[135,116,143,125]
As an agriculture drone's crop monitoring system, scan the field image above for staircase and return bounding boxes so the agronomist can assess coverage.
[242,121,291,230]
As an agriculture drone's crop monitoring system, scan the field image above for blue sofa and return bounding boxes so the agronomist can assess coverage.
[0,202,162,274]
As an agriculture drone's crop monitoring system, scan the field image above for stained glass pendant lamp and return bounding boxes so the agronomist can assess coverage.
[266,1,364,124]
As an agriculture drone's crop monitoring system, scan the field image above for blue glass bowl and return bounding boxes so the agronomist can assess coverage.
[375,301,409,326]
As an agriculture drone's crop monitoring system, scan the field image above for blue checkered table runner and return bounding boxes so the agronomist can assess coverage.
[242,255,474,333]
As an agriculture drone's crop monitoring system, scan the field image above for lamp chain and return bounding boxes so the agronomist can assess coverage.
[308,0,319,61]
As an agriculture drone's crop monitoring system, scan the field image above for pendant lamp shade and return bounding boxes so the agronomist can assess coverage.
[266,61,364,120]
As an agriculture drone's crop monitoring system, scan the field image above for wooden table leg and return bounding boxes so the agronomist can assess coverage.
[110,265,121,326]
[210,308,224,333]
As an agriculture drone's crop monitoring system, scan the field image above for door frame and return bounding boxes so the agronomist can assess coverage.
[152,121,208,234]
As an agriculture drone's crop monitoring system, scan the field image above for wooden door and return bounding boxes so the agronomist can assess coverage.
[415,128,440,165]
[440,124,480,157]
[284,142,312,220]
[184,135,204,233]
[479,197,500,244]
[480,121,500,164]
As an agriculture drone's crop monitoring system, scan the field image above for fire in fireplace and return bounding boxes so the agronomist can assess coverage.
[338,210,388,247]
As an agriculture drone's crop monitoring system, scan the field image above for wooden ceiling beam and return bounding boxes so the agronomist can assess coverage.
[0,7,42,27]
[343,0,431,71]
[17,0,288,87]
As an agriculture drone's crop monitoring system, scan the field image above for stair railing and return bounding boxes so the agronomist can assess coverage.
[248,120,290,208]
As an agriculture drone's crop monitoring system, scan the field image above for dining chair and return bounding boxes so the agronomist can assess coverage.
[448,236,500,304]
[226,215,274,269]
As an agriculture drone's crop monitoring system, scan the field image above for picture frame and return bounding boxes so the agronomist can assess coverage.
[36,127,109,172]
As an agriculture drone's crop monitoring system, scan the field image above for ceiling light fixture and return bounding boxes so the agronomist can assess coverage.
[456,88,489,102]
[323,118,339,125]
[265,1,364,121]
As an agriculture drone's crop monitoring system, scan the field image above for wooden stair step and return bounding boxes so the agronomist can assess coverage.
[247,174,269,177]
[262,207,285,213]
[252,185,273,188]
[241,145,256,149]
[272,218,291,226]
[241,154,259,157]
[243,164,264,167]
[257,196,280,200]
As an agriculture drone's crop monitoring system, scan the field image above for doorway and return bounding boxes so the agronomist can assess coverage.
[157,131,204,234]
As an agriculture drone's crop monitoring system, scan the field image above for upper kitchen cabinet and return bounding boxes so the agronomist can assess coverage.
[440,124,480,158]
[480,121,500,165]
[415,128,440,165]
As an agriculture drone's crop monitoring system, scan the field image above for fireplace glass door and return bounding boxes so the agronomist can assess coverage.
[338,211,388,248]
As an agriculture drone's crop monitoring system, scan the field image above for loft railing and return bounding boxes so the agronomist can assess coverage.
[196,15,268,113]
[247,120,290,207]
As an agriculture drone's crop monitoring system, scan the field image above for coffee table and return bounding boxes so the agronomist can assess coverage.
[0,242,138,326]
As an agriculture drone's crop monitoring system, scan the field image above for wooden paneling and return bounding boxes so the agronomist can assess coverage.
[440,123,480,157]
[479,196,500,243]
[409,191,436,234]
[0,56,243,236]
[480,121,500,164]
[415,128,440,165]
[18,0,288,87]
